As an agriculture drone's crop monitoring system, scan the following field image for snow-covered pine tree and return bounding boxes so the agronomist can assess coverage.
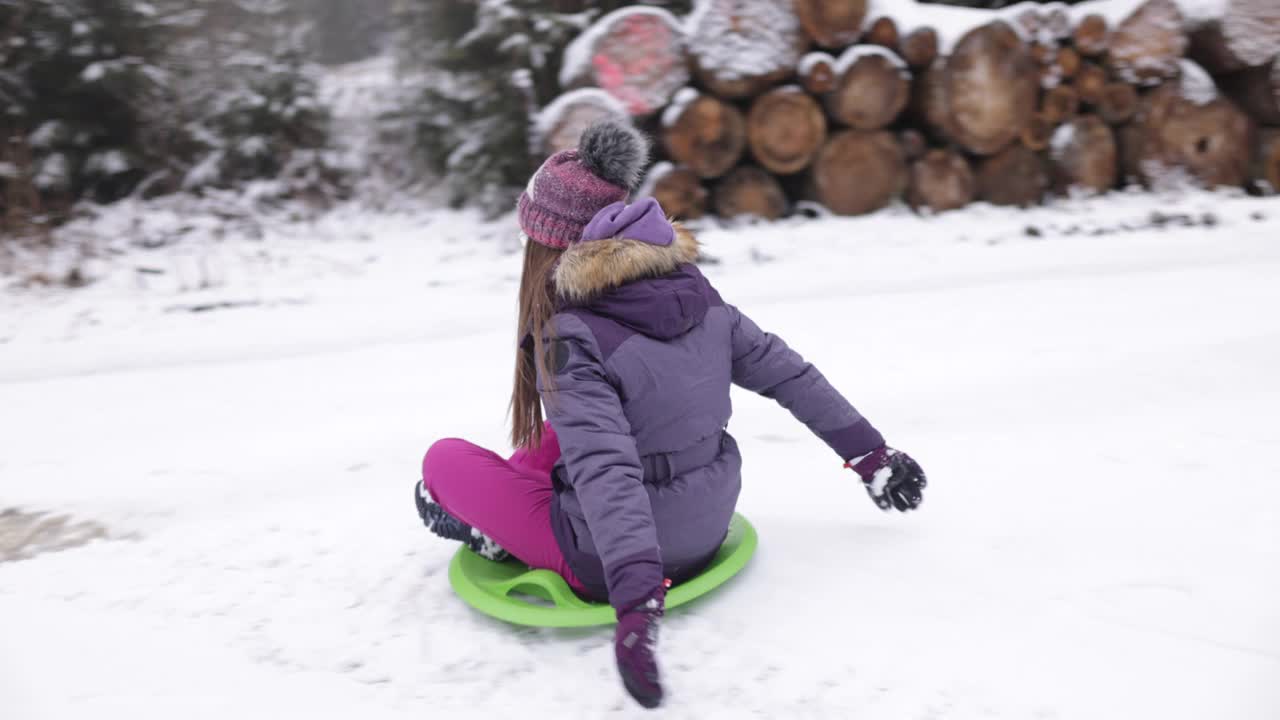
[387,0,690,215]
[0,0,170,231]
[162,0,340,201]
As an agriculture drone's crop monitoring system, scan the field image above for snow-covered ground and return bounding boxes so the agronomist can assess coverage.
[2,190,1279,718]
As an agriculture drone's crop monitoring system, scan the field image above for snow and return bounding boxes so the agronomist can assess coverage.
[661,87,701,129]
[1050,122,1077,159]
[81,61,106,83]
[3,188,1280,718]
[798,51,835,76]
[685,0,804,83]
[1176,59,1219,105]
[835,45,909,75]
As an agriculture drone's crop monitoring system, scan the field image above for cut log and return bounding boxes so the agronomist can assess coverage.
[687,0,809,99]
[945,21,1039,155]
[558,7,689,116]
[1006,2,1045,41]
[1021,111,1056,151]
[911,58,954,143]
[1252,128,1280,194]
[1117,121,1147,186]
[1042,85,1079,124]
[1218,55,1280,126]
[1188,0,1280,75]
[899,27,939,70]
[713,165,788,220]
[899,128,928,162]
[1056,47,1081,80]
[793,0,867,49]
[976,143,1050,207]
[1050,114,1118,194]
[1075,62,1108,106]
[826,46,911,130]
[536,88,631,156]
[1134,83,1256,188]
[1108,0,1188,86]
[747,86,828,174]
[1098,82,1139,125]
[808,129,907,215]
[1030,43,1055,66]
[908,149,975,213]
[640,163,709,220]
[1073,13,1110,57]
[798,52,839,95]
[866,16,900,50]
[662,91,747,179]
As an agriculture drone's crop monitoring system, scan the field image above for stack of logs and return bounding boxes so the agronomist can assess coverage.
[545,0,1280,220]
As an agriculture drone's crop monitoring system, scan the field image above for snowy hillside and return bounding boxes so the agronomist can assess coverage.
[3,189,1280,718]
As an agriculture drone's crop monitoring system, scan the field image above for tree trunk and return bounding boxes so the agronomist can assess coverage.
[1073,13,1110,57]
[662,92,747,179]
[1188,0,1280,75]
[826,46,911,130]
[808,129,907,215]
[1217,56,1280,126]
[1252,127,1280,194]
[713,165,788,219]
[911,59,954,143]
[539,89,630,156]
[977,143,1049,207]
[945,21,1039,155]
[559,7,689,116]
[793,0,867,49]
[641,163,709,220]
[1108,0,1187,86]
[687,0,809,99]
[799,52,838,95]
[1021,111,1056,151]
[747,86,828,174]
[899,27,939,70]
[866,16,900,50]
[1050,114,1117,194]
[1042,85,1079,124]
[1098,83,1139,125]
[899,128,928,162]
[908,149,975,213]
[1074,62,1108,106]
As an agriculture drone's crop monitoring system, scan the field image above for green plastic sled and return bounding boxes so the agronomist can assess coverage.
[448,512,758,628]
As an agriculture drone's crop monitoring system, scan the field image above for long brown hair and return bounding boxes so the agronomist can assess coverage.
[510,239,564,449]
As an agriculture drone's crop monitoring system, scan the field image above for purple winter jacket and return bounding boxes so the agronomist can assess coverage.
[537,231,884,611]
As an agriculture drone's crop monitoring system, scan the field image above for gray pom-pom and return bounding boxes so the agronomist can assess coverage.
[578,120,649,191]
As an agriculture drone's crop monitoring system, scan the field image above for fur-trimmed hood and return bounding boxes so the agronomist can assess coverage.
[553,225,699,304]
[553,226,715,342]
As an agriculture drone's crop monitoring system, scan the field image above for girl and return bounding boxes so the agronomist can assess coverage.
[415,121,927,709]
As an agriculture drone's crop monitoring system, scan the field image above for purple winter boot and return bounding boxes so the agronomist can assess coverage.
[614,580,669,709]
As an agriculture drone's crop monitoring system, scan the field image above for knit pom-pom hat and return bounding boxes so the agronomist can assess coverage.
[518,120,650,249]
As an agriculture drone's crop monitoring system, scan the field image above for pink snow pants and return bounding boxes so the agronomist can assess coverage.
[420,423,587,592]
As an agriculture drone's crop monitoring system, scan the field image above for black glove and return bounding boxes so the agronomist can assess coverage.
[846,446,927,512]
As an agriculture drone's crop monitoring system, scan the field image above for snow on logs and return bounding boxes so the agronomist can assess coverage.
[686,0,807,99]
[559,8,688,117]
[540,0,1278,220]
